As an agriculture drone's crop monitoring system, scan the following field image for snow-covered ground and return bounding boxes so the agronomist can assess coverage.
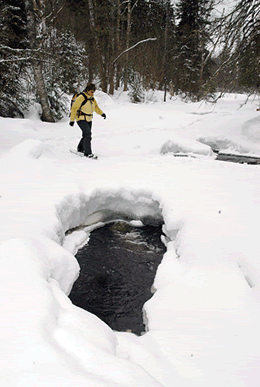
[1,91,260,386]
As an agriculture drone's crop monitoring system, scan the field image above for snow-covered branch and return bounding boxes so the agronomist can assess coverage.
[113,37,157,63]
[0,57,34,64]
[0,45,41,54]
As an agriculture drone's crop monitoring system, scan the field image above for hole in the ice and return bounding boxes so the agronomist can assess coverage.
[69,220,166,336]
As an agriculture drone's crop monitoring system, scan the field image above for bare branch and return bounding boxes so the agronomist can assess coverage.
[113,37,157,63]
[45,0,66,23]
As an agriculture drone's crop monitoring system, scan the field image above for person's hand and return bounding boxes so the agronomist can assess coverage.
[101,113,106,119]
[69,121,74,126]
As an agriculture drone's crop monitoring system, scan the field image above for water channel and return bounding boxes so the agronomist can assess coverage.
[69,221,166,335]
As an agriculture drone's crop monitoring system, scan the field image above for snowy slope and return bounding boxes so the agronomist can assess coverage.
[0,91,260,386]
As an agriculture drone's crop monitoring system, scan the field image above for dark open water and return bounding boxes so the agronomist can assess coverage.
[69,221,166,335]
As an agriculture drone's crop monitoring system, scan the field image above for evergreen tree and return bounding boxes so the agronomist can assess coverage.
[0,0,29,117]
[174,0,215,100]
[43,28,87,119]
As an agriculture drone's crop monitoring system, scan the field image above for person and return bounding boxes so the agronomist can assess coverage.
[69,83,106,158]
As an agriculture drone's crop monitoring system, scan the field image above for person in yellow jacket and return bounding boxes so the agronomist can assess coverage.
[69,83,106,158]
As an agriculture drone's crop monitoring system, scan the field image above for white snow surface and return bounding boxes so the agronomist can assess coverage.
[1,91,260,386]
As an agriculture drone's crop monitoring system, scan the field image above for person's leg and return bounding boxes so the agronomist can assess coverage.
[77,120,92,155]
[77,138,83,152]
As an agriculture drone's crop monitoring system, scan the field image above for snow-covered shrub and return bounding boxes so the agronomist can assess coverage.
[128,72,145,103]
[42,28,87,120]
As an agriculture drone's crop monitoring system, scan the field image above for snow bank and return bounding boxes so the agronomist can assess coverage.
[160,136,213,156]
[0,188,165,386]
[1,138,56,160]
[0,237,161,386]
[1,93,260,387]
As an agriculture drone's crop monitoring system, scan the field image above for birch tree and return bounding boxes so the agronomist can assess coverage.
[24,0,55,122]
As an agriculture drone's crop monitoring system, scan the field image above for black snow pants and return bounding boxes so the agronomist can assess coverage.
[77,120,92,156]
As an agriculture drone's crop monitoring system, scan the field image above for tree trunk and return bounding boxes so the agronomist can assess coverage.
[24,0,54,122]
[33,62,55,122]
[109,63,115,95]
[115,0,121,90]
[87,0,108,92]
[124,0,131,91]
[108,2,115,94]
[163,0,170,102]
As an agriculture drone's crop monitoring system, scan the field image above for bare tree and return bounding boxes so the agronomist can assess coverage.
[215,0,260,94]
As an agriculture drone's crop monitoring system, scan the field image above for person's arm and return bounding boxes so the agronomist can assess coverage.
[93,99,103,115]
[93,99,106,119]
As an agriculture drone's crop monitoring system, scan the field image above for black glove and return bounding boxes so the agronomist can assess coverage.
[69,121,74,126]
[101,113,106,119]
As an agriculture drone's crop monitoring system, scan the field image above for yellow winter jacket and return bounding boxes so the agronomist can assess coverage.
[70,92,103,122]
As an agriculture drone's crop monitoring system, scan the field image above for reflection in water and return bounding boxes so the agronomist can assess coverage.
[69,221,166,335]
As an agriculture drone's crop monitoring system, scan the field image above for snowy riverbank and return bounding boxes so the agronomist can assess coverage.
[1,91,260,386]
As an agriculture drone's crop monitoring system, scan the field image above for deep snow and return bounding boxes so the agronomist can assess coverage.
[1,91,260,386]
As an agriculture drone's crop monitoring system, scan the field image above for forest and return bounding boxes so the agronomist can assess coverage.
[0,0,259,121]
